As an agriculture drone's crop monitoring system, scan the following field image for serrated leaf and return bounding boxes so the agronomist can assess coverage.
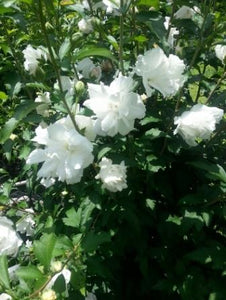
[59,38,71,60]
[74,47,117,63]
[0,255,10,289]
[16,265,44,281]
[63,207,82,228]
[53,235,73,256]
[33,233,57,270]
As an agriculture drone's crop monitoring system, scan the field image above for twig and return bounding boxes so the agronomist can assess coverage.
[38,0,80,132]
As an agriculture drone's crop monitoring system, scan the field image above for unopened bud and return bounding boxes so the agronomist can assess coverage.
[41,289,57,300]
[10,133,17,141]
[75,81,85,94]
[51,261,62,272]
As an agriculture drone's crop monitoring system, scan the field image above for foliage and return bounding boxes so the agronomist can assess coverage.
[0,0,225,299]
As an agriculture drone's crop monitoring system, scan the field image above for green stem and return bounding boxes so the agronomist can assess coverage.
[206,70,226,103]
[189,3,209,70]
[38,0,79,132]
[87,0,93,15]
[194,64,207,102]
[119,0,125,75]
[166,0,176,41]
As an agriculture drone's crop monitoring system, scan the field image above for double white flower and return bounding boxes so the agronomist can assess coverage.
[135,47,186,97]
[174,104,224,146]
[95,157,127,192]
[84,74,146,137]
[26,117,94,187]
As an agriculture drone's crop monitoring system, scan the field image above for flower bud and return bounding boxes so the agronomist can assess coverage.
[51,261,62,272]
[75,80,85,94]
[41,289,57,300]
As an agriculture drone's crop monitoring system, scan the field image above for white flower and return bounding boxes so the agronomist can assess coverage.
[75,115,97,141]
[78,18,93,34]
[174,104,224,146]
[215,45,226,63]
[45,268,71,290]
[83,74,146,137]
[164,17,179,48]
[25,240,33,249]
[26,117,94,186]
[0,216,22,256]
[85,292,97,300]
[103,0,120,13]
[135,47,186,97]
[41,290,57,300]
[77,58,102,81]
[35,92,51,117]
[16,208,35,236]
[23,44,48,75]
[174,5,198,19]
[0,294,12,300]
[95,157,127,192]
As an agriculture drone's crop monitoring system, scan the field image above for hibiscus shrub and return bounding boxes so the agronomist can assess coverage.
[0,0,226,299]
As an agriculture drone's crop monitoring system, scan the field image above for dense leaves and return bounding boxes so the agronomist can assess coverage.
[0,0,225,299]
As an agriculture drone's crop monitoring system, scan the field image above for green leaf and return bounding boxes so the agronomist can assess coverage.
[80,198,96,229]
[0,101,37,144]
[53,235,73,256]
[146,199,156,210]
[145,128,167,139]
[54,274,66,293]
[63,207,82,228]
[187,160,226,183]
[82,231,111,252]
[74,47,117,63]
[33,233,57,270]
[0,255,10,289]
[59,37,71,60]
[0,91,8,100]
[97,147,112,160]
[26,82,50,90]
[16,266,44,281]
[140,116,161,125]
[166,215,182,225]
[70,268,86,291]
[0,6,14,14]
